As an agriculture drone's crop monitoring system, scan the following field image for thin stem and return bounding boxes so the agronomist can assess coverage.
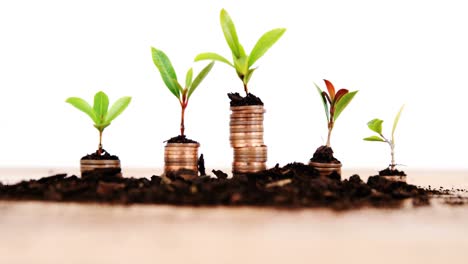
[390,142,396,170]
[180,105,186,136]
[326,110,335,147]
[326,123,333,147]
[243,82,249,95]
[98,130,103,155]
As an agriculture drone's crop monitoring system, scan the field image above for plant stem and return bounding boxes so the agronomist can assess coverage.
[98,130,103,155]
[390,141,396,170]
[180,104,186,137]
[326,123,333,147]
[243,82,249,95]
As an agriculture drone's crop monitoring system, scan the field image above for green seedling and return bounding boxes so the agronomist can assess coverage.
[315,79,358,148]
[364,105,405,171]
[195,8,286,95]
[151,47,214,136]
[66,91,132,155]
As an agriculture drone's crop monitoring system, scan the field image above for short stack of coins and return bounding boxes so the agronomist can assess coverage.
[230,105,267,173]
[164,142,199,176]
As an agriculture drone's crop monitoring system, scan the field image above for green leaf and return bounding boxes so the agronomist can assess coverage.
[151,47,180,99]
[363,136,386,142]
[248,28,286,67]
[243,67,256,85]
[93,91,109,123]
[66,97,98,124]
[104,96,132,125]
[188,61,214,99]
[173,80,184,98]
[220,9,244,58]
[392,104,405,142]
[334,90,358,121]
[194,52,233,67]
[314,83,329,122]
[367,118,383,134]
[234,56,249,77]
[185,68,193,89]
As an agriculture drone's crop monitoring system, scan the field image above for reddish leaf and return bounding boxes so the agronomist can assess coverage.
[322,91,332,105]
[324,79,336,100]
[334,89,349,103]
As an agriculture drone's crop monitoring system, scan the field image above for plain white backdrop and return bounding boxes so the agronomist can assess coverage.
[0,0,467,170]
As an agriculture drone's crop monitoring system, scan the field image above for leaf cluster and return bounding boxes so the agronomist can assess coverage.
[315,79,358,123]
[66,91,132,132]
[195,9,286,91]
[364,105,405,143]
[151,47,214,102]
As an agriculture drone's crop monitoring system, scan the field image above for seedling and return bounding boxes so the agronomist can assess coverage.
[315,79,358,147]
[151,47,214,137]
[364,105,405,171]
[195,9,286,95]
[66,91,132,155]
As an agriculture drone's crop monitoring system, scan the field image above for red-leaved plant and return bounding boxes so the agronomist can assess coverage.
[315,79,358,148]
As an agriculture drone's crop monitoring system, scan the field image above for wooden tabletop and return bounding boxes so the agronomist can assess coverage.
[1,168,467,264]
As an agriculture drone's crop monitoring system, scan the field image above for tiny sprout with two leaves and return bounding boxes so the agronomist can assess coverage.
[315,79,358,148]
[66,91,132,155]
[364,105,405,171]
[195,9,286,95]
[151,47,214,137]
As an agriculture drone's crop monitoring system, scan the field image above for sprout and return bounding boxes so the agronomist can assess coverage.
[315,79,358,148]
[195,9,286,95]
[151,47,214,136]
[364,105,405,171]
[66,91,132,155]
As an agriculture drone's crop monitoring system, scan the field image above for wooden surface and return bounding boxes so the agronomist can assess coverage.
[1,168,467,264]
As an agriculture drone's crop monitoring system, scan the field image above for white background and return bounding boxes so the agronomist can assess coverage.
[0,0,467,170]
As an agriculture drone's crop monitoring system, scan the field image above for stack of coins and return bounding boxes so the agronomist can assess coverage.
[309,161,342,177]
[230,105,267,173]
[80,159,122,177]
[164,142,199,176]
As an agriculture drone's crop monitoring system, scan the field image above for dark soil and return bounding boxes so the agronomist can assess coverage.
[228,93,264,106]
[0,162,449,210]
[379,168,407,176]
[81,149,119,160]
[166,135,198,144]
[310,145,340,163]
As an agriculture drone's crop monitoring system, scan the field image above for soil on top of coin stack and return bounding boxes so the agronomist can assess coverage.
[81,149,119,160]
[379,167,407,176]
[310,145,340,163]
[0,162,454,210]
[166,135,199,144]
[228,93,264,106]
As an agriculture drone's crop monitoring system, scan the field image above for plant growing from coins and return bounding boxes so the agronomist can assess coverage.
[315,79,358,147]
[66,91,132,155]
[195,9,286,95]
[364,105,405,171]
[151,47,214,136]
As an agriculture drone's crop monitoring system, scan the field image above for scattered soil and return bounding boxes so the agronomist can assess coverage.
[379,168,407,176]
[228,93,264,106]
[0,162,454,210]
[310,145,340,163]
[81,149,119,160]
[166,135,199,144]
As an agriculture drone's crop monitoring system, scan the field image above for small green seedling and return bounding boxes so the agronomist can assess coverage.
[195,9,286,95]
[66,91,132,155]
[151,47,214,136]
[364,105,405,171]
[316,79,358,148]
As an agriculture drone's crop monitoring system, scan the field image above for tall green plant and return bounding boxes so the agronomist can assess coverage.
[315,79,358,148]
[195,9,286,95]
[151,47,214,136]
[66,91,132,155]
[364,105,405,170]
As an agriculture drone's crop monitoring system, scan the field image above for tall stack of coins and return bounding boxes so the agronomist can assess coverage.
[164,142,199,177]
[230,105,267,173]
